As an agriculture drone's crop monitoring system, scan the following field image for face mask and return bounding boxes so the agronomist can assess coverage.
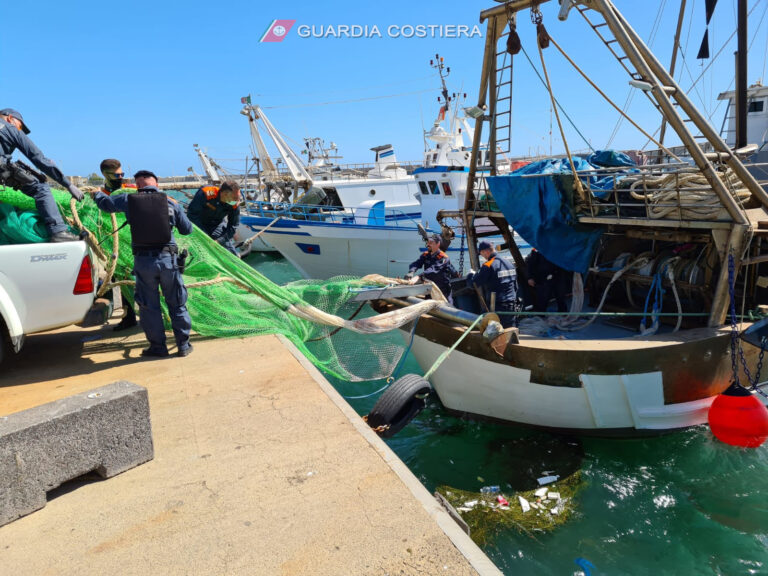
[226,200,239,207]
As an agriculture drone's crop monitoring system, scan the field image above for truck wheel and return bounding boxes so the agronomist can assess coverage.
[366,374,431,438]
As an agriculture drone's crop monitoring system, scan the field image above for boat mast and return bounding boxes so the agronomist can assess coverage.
[736,0,748,149]
[659,0,687,146]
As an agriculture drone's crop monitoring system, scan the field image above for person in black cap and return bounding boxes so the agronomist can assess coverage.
[0,108,84,242]
[90,170,194,358]
[405,233,459,300]
[525,248,570,313]
[467,241,518,327]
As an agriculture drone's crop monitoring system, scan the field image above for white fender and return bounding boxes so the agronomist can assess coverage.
[0,277,25,352]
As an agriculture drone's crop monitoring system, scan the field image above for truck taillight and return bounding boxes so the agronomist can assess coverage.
[73,255,94,295]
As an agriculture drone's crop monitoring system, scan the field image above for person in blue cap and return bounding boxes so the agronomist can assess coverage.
[467,241,518,327]
[0,108,84,241]
[90,170,194,358]
[405,233,459,300]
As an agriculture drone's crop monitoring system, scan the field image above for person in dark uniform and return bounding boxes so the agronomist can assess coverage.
[0,108,84,242]
[99,158,138,331]
[525,248,570,313]
[186,181,241,256]
[468,241,518,327]
[406,233,459,299]
[91,170,193,358]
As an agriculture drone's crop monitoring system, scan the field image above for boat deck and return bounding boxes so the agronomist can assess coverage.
[0,323,498,575]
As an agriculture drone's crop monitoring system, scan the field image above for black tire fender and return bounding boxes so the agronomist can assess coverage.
[366,374,431,437]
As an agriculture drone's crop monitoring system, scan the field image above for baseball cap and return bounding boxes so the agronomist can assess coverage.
[0,108,30,134]
[478,241,492,251]
[428,233,441,244]
[133,170,158,180]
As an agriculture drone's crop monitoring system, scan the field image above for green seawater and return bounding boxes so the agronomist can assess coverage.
[246,251,768,576]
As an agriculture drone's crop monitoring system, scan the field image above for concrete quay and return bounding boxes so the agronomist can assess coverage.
[0,323,501,576]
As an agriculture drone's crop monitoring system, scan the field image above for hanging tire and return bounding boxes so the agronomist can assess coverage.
[367,374,431,438]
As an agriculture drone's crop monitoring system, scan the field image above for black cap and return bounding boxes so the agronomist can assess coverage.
[428,233,441,244]
[0,108,30,134]
[133,170,158,180]
[478,241,492,251]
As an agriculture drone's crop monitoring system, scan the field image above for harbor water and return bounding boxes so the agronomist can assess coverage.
[245,251,768,576]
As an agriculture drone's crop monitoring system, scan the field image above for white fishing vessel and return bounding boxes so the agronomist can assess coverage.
[369,0,768,436]
[240,57,526,278]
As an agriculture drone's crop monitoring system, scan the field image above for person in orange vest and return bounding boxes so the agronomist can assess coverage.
[467,241,518,327]
[405,233,459,300]
[186,181,241,256]
[99,158,138,331]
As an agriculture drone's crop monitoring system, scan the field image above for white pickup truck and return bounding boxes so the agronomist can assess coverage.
[0,240,105,365]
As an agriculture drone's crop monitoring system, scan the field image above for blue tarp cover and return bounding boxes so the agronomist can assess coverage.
[487,151,638,275]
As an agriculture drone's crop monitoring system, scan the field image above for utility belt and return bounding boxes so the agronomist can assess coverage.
[132,244,178,257]
[0,157,47,189]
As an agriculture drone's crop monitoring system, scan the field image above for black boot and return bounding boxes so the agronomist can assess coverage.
[113,306,138,331]
[49,230,79,242]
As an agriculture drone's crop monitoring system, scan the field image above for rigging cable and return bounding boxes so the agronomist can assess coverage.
[519,45,594,152]
[605,0,668,148]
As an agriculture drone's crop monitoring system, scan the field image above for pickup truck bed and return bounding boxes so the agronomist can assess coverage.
[0,241,99,360]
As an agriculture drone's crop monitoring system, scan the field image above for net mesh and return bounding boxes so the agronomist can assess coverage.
[0,185,409,381]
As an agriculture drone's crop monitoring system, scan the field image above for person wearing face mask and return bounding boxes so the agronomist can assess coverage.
[99,158,136,195]
[98,158,138,331]
[186,181,242,256]
[0,108,84,242]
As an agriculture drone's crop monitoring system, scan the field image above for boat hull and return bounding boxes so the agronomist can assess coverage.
[235,220,277,254]
[395,310,759,435]
[242,217,433,279]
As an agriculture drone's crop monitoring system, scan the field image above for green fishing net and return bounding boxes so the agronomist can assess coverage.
[0,185,407,381]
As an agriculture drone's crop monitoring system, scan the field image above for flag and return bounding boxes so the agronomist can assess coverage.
[260,19,296,43]
[437,106,446,122]
[241,95,252,105]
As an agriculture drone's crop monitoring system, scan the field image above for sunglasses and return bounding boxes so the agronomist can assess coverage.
[113,172,126,178]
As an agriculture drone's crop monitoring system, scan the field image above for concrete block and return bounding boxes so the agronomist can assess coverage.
[0,381,153,527]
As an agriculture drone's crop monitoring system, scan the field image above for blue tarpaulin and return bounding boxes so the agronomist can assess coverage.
[488,152,631,274]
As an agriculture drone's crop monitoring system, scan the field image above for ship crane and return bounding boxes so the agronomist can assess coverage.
[240,102,313,201]
[193,144,223,184]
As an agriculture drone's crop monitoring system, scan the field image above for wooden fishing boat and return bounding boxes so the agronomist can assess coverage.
[371,0,768,435]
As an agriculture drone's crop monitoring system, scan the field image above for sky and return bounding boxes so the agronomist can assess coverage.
[1,0,767,178]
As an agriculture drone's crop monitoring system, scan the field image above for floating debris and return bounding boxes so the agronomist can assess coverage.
[537,475,559,486]
[436,471,584,546]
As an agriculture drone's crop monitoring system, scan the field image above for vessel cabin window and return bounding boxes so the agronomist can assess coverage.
[428,180,440,195]
[418,181,429,196]
[748,99,764,113]
[442,182,453,196]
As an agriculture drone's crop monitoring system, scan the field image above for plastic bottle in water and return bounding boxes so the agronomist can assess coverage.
[480,485,500,494]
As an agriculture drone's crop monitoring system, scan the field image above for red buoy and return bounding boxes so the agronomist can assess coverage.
[708,382,768,448]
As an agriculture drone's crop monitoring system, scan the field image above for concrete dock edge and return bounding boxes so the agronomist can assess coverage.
[277,334,503,576]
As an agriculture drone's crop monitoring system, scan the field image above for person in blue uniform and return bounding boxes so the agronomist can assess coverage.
[468,241,518,327]
[525,248,570,313]
[99,158,138,331]
[0,108,84,242]
[186,181,241,256]
[91,170,193,358]
[406,233,459,299]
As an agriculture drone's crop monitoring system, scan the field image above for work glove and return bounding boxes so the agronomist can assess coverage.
[404,271,415,281]
[67,184,84,201]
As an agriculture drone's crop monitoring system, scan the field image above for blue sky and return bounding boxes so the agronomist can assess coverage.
[2,0,766,177]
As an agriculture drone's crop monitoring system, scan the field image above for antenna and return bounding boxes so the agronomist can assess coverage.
[430,53,451,107]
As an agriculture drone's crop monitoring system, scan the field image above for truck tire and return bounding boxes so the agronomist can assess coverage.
[0,318,8,366]
[366,374,431,438]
